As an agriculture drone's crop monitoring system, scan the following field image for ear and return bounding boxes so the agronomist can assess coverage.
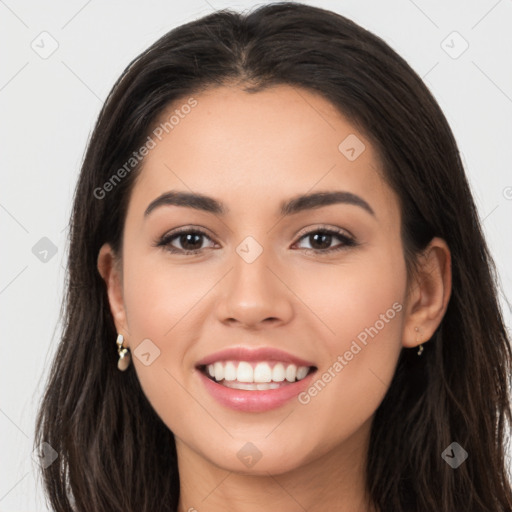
[97,243,130,346]
[402,237,452,349]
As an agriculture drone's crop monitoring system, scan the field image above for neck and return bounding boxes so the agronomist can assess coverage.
[176,417,377,512]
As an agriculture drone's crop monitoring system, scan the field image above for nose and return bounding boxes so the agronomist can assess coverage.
[215,243,294,330]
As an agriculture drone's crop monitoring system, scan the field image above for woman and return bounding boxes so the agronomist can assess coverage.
[34,2,512,511]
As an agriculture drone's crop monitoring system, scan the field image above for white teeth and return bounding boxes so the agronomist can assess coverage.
[272,363,286,382]
[214,361,224,381]
[224,361,237,381]
[256,382,279,390]
[222,381,282,390]
[237,362,253,383]
[253,362,272,383]
[285,364,297,382]
[205,361,311,384]
[296,366,309,380]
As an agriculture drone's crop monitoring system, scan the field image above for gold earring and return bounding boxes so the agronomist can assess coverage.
[415,327,424,356]
[116,333,131,371]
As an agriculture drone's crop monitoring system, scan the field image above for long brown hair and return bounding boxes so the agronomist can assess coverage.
[34,2,512,510]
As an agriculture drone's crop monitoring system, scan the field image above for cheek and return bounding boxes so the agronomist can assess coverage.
[119,251,204,432]
[297,242,406,348]
[294,247,406,440]
[121,246,207,339]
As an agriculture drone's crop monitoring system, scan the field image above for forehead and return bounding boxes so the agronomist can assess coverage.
[127,84,397,222]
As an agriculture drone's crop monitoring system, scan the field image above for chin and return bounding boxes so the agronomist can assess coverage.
[200,441,314,476]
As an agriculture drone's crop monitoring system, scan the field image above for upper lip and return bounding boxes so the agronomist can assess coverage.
[195,346,316,368]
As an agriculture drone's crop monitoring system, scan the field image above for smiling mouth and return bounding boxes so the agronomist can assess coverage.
[197,361,317,391]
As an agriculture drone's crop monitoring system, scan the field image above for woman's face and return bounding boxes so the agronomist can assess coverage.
[101,84,414,474]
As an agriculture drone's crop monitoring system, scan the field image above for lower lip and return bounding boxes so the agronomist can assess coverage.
[196,368,317,412]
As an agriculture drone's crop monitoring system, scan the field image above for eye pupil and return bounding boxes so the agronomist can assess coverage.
[310,232,332,250]
[180,233,202,251]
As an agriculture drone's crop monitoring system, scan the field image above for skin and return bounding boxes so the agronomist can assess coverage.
[98,84,451,512]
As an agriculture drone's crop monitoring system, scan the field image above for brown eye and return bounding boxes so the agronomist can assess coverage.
[294,228,357,254]
[156,229,216,254]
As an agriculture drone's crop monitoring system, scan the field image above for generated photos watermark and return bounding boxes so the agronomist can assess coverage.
[298,301,403,405]
[94,97,198,200]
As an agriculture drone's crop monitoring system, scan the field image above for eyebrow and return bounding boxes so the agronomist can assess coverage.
[144,190,375,218]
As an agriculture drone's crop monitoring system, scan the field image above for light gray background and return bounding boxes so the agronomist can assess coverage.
[1,0,511,510]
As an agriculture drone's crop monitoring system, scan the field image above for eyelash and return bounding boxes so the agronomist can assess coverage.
[154,225,358,256]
